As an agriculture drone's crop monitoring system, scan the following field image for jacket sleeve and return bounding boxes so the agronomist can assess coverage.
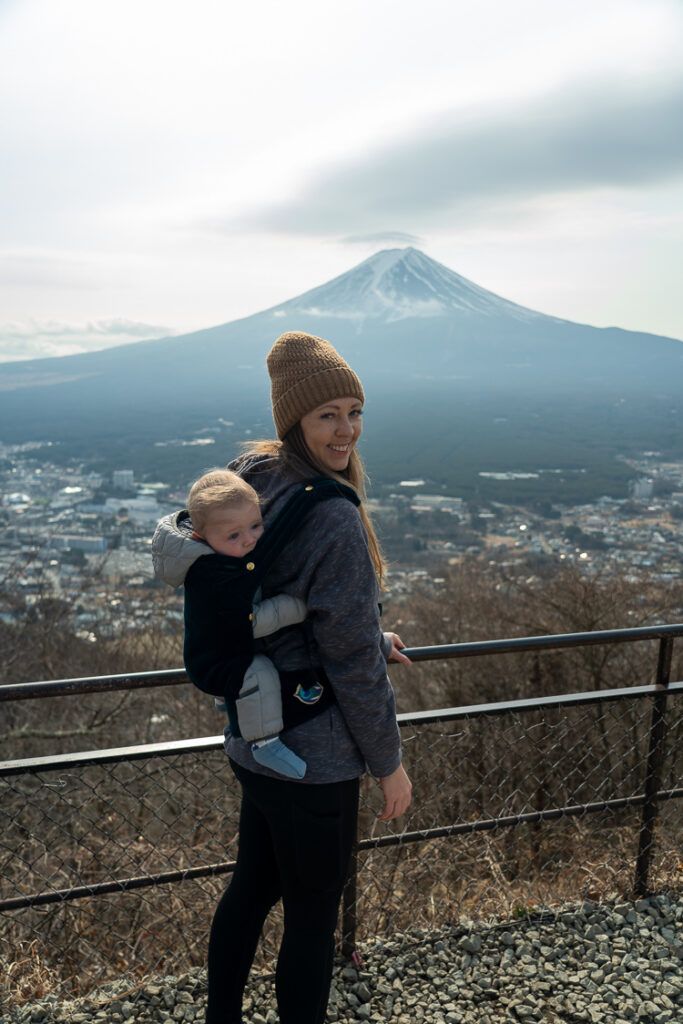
[305,501,402,778]
[380,632,393,661]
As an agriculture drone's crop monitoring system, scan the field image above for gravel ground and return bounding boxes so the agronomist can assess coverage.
[5,893,683,1024]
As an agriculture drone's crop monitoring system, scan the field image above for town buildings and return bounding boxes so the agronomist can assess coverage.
[1,442,681,640]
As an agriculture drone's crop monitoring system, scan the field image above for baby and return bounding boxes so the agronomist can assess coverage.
[153,468,411,778]
[186,469,309,779]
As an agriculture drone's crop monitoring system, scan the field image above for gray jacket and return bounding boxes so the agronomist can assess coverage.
[152,511,208,587]
[156,453,402,784]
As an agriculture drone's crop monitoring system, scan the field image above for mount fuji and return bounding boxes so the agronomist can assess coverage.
[1,248,682,498]
[272,247,558,325]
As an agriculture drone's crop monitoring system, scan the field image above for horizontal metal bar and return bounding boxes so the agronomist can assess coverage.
[5,788,681,914]
[0,859,236,912]
[3,624,681,701]
[398,680,683,726]
[3,682,683,778]
[0,669,188,702]
[402,623,683,663]
[0,735,225,777]
[358,787,683,852]
[660,787,683,801]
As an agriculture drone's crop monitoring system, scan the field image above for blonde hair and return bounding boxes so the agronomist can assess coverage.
[187,468,259,534]
[240,427,387,588]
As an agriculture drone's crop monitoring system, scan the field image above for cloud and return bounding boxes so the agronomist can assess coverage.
[341,231,423,245]
[0,318,175,362]
[0,250,101,289]
[231,76,683,237]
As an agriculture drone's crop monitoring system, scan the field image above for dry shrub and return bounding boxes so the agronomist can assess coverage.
[2,557,683,1003]
[0,938,62,1006]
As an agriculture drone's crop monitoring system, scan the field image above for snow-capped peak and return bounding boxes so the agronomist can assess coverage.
[272,248,556,324]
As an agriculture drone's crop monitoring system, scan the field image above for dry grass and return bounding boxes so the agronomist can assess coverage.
[0,939,62,1007]
[2,559,683,1005]
[2,793,681,1006]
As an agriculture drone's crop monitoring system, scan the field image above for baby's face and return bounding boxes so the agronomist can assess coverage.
[201,501,264,558]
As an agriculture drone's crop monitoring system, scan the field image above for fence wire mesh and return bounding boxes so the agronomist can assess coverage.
[1,747,236,1002]
[351,695,683,946]
[2,684,682,1010]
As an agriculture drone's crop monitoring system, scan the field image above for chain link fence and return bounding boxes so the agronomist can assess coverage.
[1,627,682,1010]
[346,688,682,949]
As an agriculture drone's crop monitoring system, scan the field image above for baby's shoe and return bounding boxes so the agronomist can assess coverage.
[251,736,307,779]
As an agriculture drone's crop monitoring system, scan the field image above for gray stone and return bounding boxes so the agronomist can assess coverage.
[12,895,683,1024]
[354,982,373,1003]
[459,935,481,954]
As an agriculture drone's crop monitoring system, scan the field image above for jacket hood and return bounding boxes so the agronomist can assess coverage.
[152,452,331,588]
[151,509,213,588]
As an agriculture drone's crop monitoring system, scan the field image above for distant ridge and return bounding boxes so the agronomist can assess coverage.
[1,247,681,387]
[0,249,682,497]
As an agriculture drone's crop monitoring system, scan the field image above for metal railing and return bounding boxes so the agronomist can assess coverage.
[1,624,682,1002]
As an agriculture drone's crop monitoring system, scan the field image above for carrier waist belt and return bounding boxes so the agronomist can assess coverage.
[279,665,336,732]
[225,666,336,739]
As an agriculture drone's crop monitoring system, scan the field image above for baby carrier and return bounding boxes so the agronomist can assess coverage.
[181,477,360,737]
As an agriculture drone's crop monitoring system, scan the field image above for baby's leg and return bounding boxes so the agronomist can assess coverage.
[251,595,307,639]
[236,655,306,780]
[236,655,283,738]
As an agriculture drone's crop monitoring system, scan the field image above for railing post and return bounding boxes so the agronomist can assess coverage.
[633,636,673,895]
[341,841,359,960]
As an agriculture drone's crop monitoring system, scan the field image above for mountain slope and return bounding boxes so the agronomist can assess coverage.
[1,247,681,391]
[0,248,682,495]
[274,247,562,324]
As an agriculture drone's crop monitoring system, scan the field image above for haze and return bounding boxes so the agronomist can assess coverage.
[1,0,682,360]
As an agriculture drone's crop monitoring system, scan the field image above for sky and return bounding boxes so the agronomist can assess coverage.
[1,0,682,361]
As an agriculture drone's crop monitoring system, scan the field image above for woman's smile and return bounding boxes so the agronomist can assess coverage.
[299,397,363,472]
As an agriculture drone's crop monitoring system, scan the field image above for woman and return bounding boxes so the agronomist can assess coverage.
[205,330,412,1024]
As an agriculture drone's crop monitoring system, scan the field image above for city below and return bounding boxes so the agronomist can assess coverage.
[1,442,682,643]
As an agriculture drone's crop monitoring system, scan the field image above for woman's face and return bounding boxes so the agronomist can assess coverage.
[299,396,363,473]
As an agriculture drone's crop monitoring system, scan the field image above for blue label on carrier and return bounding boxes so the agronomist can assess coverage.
[293,681,324,705]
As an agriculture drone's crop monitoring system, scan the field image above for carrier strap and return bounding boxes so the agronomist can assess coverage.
[245,477,359,585]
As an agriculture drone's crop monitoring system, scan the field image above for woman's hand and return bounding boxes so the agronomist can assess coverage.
[377,763,412,821]
[385,632,412,665]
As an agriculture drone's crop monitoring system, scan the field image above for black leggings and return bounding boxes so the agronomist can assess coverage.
[206,760,359,1024]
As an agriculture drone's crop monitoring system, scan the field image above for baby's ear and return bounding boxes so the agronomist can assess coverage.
[191,530,204,541]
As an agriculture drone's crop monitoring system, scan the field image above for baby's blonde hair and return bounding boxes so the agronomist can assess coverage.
[187,468,259,533]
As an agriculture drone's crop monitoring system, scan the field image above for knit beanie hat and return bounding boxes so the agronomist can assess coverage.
[267,331,365,439]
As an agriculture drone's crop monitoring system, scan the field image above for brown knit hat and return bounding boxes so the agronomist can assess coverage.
[267,331,365,439]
